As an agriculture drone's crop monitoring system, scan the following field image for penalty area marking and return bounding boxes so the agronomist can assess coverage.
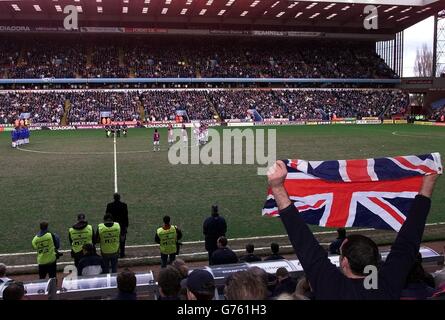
[392,131,445,139]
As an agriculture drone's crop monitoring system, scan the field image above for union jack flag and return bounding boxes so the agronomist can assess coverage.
[263,153,443,231]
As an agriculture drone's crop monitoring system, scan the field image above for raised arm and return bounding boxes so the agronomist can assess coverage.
[380,174,438,297]
[268,161,345,298]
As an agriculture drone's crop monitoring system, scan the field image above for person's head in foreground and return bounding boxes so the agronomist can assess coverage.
[157,266,181,300]
[2,282,26,301]
[116,269,137,299]
[217,236,228,249]
[186,269,215,300]
[224,270,268,300]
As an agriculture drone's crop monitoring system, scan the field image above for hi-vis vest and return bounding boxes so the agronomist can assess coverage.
[98,223,120,255]
[157,226,177,254]
[32,232,56,265]
[69,225,93,254]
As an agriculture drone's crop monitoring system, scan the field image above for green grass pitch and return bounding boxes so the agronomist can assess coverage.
[0,124,444,254]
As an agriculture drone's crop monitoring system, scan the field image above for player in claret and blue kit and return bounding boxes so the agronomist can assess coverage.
[153,129,160,152]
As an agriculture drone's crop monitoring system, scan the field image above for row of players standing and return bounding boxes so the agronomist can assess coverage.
[155,123,209,151]
[105,124,128,138]
[11,126,30,148]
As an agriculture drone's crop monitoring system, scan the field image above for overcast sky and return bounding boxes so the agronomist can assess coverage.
[403,16,434,77]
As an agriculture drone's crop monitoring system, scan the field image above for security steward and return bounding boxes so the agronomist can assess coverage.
[96,214,121,274]
[155,215,182,268]
[68,213,94,269]
[32,221,61,279]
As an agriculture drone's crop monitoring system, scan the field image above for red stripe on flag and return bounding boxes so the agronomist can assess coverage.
[297,199,326,211]
[368,197,405,225]
[346,159,370,182]
[289,160,298,169]
[394,157,436,174]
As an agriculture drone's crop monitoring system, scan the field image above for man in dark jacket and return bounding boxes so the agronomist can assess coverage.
[210,236,238,266]
[106,193,129,258]
[272,267,297,297]
[68,213,95,269]
[239,244,262,262]
[267,160,438,300]
[77,243,106,276]
[203,205,227,263]
[264,242,285,261]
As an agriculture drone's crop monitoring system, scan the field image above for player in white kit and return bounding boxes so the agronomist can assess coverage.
[181,124,188,147]
[167,124,174,149]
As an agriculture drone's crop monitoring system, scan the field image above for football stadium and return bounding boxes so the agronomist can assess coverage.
[0,0,445,305]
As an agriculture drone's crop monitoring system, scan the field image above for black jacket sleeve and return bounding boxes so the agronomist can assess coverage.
[176,227,183,241]
[279,204,347,299]
[122,203,129,229]
[379,195,431,298]
[155,233,160,244]
[203,219,208,236]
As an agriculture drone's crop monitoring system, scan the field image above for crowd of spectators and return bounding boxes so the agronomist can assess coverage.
[0,37,397,79]
[0,91,65,124]
[0,89,408,124]
[68,91,140,123]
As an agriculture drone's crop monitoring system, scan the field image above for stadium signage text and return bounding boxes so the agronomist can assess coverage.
[0,26,30,32]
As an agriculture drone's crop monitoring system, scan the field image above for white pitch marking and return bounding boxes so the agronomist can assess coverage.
[392,131,445,139]
[15,146,160,155]
[114,134,118,193]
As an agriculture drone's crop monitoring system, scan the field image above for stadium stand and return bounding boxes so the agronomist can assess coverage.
[0,89,409,124]
[0,38,397,80]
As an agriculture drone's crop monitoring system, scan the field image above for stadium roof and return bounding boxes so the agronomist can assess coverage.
[0,0,443,35]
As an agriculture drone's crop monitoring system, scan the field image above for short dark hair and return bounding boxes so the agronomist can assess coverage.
[341,235,381,276]
[211,205,219,216]
[0,263,6,277]
[113,193,120,201]
[104,213,113,222]
[271,242,280,254]
[3,282,25,300]
[218,236,228,247]
[337,228,346,239]
[276,267,289,278]
[246,244,255,254]
[163,215,171,225]
[39,221,48,231]
[158,266,181,297]
[117,269,137,294]
[77,213,86,221]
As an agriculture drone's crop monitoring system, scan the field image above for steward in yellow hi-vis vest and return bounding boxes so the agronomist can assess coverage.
[32,221,61,280]
[96,214,121,274]
[68,213,94,269]
[155,215,183,268]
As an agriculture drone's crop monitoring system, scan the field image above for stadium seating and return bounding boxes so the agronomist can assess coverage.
[0,89,408,124]
[0,38,397,80]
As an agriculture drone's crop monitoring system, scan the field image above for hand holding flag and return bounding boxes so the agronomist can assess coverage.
[264,153,442,231]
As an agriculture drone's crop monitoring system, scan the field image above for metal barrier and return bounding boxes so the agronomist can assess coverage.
[57,272,156,300]
[0,278,57,300]
[1,246,442,300]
